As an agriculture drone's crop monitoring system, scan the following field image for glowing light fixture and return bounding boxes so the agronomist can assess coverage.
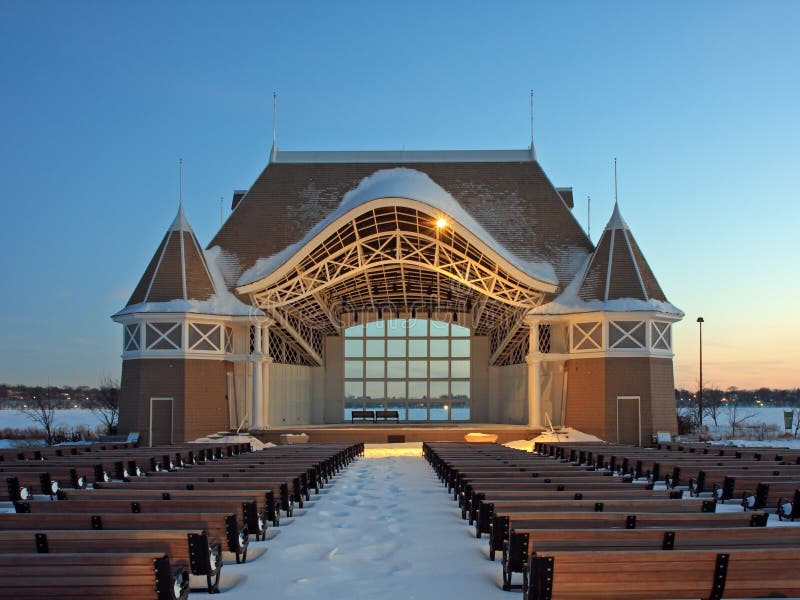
[436,217,447,229]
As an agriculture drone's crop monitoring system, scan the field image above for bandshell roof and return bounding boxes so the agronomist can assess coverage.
[208,150,594,295]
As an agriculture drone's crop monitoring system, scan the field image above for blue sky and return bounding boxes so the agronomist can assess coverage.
[0,1,798,389]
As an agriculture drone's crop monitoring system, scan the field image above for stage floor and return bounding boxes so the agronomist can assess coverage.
[251,423,543,445]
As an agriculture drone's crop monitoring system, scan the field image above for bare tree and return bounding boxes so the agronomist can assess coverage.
[702,385,725,427]
[17,386,57,445]
[726,400,757,439]
[90,376,120,435]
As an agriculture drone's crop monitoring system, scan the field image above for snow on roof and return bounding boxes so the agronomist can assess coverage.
[125,205,217,307]
[605,201,628,231]
[563,200,678,313]
[169,204,191,231]
[238,167,558,287]
[115,246,260,317]
[531,254,684,316]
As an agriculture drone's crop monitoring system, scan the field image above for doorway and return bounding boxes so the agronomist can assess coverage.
[616,396,641,445]
[149,397,173,446]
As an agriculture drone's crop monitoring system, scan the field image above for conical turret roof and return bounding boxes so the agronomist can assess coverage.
[126,206,216,307]
[578,202,667,303]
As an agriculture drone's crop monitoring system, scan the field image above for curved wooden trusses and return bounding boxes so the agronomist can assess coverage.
[238,199,558,366]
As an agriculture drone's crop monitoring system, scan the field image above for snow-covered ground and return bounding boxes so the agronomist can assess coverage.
[0,409,107,448]
[218,452,511,599]
[689,404,795,433]
[689,405,800,447]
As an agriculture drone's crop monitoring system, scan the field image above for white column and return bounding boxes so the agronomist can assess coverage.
[527,359,542,428]
[260,323,272,428]
[251,325,263,429]
[526,320,543,428]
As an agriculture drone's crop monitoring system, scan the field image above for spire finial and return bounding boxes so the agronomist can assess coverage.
[613,157,618,207]
[271,91,277,161]
[587,195,591,242]
[530,90,537,160]
[178,158,183,210]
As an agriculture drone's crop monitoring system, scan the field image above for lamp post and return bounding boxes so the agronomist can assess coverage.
[697,317,704,429]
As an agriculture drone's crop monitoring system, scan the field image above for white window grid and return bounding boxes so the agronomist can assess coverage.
[124,324,140,352]
[188,323,221,352]
[145,322,182,350]
[572,322,602,352]
[651,321,672,351]
[609,320,646,349]
[343,319,471,421]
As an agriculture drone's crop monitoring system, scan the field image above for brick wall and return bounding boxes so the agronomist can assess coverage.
[118,360,143,437]
[119,359,185,445]
[184,360,229,440]
[649,357,678,434]
[606,357,652,443]
[564,358,607,439]
[118,358,228,444]
[564,356,678,443]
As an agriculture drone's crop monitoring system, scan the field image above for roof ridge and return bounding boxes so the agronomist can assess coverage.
[622,228,648,301]
[272,149,536,164]
[144,229,173,302]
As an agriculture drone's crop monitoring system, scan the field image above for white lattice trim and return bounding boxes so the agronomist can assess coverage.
[608,320,646,349]
[651,321,672,351]
[145,322,182,350]
[124,323,140,352]
[188,323,221,351]
[572,321,602,352]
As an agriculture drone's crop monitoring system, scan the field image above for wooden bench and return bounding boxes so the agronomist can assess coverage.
[464,488,682,524]
[351,410,375,423]
[523,548,800,600]
[2,467,90,497]
[171,462,323,495]
[0,552,188,599]
[777,488,800,521]
[478,497,717,538]
[375,410,400,423]
[0,511,250,564]
[95,479,295,515]
[488,510,770,562]
[14,498,267,540]
[675,463,800,492]
[0,529,222,593]
[62,487,279,529]
[502,525,800,592]
[143,471,309,506]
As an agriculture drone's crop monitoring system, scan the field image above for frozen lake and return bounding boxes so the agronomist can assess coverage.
[0,408,107,431]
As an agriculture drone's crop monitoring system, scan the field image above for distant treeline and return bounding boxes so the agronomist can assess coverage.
[675,387,800,407]
[0,383,117,410]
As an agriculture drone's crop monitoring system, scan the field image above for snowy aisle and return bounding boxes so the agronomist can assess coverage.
[222,454,511,599]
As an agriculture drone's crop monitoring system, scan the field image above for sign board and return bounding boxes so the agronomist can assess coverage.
[784,411,794,431]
